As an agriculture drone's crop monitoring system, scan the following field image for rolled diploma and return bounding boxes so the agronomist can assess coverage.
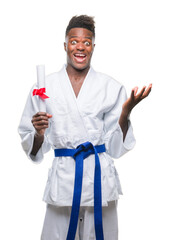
[36,65,46,112]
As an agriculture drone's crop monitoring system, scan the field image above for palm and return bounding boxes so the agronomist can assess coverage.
[123,84,152,115]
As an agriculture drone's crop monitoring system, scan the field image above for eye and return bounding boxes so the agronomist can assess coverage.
[84,41,90,46]
[71,40,77,45]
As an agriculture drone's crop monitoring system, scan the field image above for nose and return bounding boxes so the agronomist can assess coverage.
[76,42,85,51]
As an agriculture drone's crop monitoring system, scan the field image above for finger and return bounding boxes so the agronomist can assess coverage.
[133,87,138,96]
[141,84,152,99]
[32,112,47,118]
[47,114,52,118]
[32,112,52,118]
[33,120,49,126]
[130,88,135,100]
[137,86,146,99]
[32,117,49,127]
[32,115,49,123]
[34,125,49,131]
[33,120,49,128]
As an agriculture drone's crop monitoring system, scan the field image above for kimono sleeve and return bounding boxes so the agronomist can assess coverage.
[104,85,136,159]
[18,85,51,163]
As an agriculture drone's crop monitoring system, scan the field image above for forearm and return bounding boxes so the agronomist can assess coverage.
[31,112,52,156]
[119,111,129,141]
[31,133,44,156]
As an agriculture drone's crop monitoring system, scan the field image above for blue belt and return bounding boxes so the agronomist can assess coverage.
[54,141,105,240]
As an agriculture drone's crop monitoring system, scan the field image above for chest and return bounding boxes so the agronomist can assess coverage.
[46,70,119,119]
[69,78,85,98]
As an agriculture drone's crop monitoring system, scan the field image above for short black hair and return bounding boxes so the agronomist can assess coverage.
[65,15,95,37]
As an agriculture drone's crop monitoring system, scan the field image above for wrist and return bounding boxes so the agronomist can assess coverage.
[121,109,131,120]
[35,131,44,139]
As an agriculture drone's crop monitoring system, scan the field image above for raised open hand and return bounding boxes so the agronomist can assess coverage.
[122,84,152,117]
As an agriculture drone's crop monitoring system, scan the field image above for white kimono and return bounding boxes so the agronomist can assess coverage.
[18,65,136,207]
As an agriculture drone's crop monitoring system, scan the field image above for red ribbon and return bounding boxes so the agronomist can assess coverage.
[32,88,49,99]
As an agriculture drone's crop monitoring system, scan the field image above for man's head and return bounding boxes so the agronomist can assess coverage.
[64,15,95,71]
[65,15,95,38]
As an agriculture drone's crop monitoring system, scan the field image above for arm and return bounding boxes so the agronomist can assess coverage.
[18,85,52,162]
[119,84,152,140]
[31,112,52,156]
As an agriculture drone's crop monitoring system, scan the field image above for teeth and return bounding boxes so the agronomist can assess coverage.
[74,54,86,57]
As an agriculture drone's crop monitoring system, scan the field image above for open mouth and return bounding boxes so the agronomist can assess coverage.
[73,53,87,63]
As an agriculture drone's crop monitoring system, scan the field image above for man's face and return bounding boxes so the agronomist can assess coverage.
[64,28,95,71]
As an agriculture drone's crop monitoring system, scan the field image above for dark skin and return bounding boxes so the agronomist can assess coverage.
[31,28,152,155]
[64,28,95,97]
[31,112,52,155]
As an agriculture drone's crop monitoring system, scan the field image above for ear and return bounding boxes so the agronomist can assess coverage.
[92,43,95,52]
[64,42,67,51]
[92,37,95,50]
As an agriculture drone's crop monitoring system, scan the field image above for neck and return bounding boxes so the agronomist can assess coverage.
[66,64,90,81]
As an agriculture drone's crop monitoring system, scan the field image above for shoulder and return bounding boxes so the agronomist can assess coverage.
[45,67,64,89]
[46,72,59,82]
[45,65,67,84]
[93,68,124,92]
[92,69,128,103]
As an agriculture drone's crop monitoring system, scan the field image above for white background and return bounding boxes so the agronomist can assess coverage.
[0,0,170,239]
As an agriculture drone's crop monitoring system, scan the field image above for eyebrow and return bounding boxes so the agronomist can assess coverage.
[69,36,92,40]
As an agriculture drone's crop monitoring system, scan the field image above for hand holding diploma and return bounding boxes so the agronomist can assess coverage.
[31,65,52,156]
[31,111,52,156]
[32,65,52,136]
[32,112,52,136]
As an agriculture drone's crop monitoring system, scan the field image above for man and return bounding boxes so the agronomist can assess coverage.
[18,15,152,240]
